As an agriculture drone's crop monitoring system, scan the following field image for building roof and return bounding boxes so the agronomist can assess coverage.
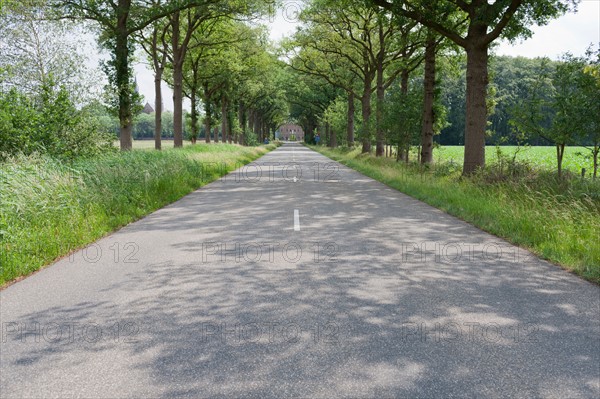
[142,102,155,114]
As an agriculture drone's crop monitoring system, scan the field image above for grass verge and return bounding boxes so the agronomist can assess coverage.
[310,145,600,284]
[0,143,277,286]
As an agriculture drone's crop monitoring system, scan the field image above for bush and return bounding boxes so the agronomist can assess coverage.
[0,85,114,161]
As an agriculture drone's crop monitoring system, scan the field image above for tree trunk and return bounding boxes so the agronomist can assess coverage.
[361,76,372,153]
[463,43,489,174]
[330,121,337,148]
[398,70,410,161]
[171,12,184,148]
[221,95,228,144]
[248,109,255,144]
[227,107,233,144]
[593,145,598,179]
[154,71,162,150]
[556,143,565,178]
[213,126,218,143]
[254,112,261,143]
[204,85,211,144]
[172,64,184,147]
[116,1,132,151]
[190,87,198,144]
[238,103,245,145]
[347,92,355,146]
[375,22,385,157]
[375,60,385,156]
[420,34,437,164]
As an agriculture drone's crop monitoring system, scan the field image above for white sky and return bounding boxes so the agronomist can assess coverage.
[131,0,600,111]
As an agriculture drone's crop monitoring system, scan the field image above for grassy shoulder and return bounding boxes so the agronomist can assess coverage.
[0,143,277,286]
[310,145,600,284]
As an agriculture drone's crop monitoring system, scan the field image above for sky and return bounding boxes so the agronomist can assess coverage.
[132,0,600,112]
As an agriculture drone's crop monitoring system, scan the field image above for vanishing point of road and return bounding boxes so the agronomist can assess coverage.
[1,143,599,398]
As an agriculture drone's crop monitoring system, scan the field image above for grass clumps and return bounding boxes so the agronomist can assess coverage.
[0,143,276,286]
[311,145,600,284]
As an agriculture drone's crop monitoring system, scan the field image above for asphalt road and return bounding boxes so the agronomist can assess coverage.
[1,142,599,398]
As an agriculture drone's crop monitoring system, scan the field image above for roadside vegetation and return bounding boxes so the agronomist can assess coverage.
[312,145,600,284]
[1,0,597,286]
[0,143,275,286]
[0,2,287,285]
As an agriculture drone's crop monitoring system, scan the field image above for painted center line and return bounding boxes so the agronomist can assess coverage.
[294,209,300,231]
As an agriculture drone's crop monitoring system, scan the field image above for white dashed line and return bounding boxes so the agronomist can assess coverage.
[294,209,300,231]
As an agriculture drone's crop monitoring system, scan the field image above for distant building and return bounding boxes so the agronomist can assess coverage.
[142,102,155,114]
[276,123,304,141]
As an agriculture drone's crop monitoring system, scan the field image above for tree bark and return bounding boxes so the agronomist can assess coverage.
[248,109,255,144]
[116,0,133,151]
[172,64,184,147]
[375,60,385,156]
[238,103,245,145]
[204,84,211,144]
[420,34,437,164]
[556,143,565,178]
[375,22,385,157]
[221,95,228,144]
[593,145,598,179]
[361,76,373,153]
[190,87,198,144]
[463,43,489,174]
[398,70,410,162]
[213,102,219,143]
[254,112,261,143]
[154,71,162,150]
[227,104,233,144]
[330,121,337,148]
[347,92,355,146]
[171,11,184,148]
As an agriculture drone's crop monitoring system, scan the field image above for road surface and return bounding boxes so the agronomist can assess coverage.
[1,143,599,398]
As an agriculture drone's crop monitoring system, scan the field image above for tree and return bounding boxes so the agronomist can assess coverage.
[0,3,97,101]
[54,0,218,151]
[372,0,576,174]
[511,57,585,178]
[419,30,442,163]
[293,0,424,154]
[576,49,600,178]
[137,0,170,150]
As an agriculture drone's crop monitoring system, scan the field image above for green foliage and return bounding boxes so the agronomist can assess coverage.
[322,96,349,145]
[0,143,274,285]
[0,86,114,161]
[383,78,423,149]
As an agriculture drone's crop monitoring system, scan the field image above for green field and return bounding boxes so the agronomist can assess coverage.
[113,139,195,149]
[432,146,595,175]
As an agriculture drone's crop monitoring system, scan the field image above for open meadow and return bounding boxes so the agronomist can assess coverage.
[433,146,595,176]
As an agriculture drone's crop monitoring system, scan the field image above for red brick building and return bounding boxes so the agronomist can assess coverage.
[277,124,304,141]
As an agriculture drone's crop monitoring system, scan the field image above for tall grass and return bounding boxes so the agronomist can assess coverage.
[0,143,275,285]
[312,145,600,284]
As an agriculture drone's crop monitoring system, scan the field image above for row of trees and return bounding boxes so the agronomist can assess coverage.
[284,0,582,175]
[1,1,292,158]
[53,0,288,151]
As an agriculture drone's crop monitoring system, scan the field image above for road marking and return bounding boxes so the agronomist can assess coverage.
[294,209,300,231]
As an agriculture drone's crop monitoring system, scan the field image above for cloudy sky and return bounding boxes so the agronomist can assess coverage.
[133,0,600,111]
